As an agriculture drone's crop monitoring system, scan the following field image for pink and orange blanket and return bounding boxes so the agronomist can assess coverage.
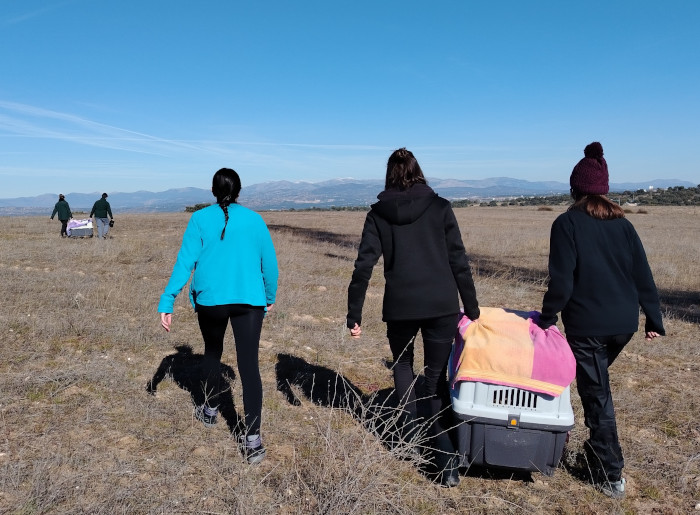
[451,307,576,397]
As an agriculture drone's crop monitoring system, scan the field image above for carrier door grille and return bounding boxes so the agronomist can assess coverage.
[491,387,538,410]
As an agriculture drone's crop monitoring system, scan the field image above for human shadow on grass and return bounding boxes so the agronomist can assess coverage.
[267,224,358,250]
[560,440,610,489]
[275,353,533,484]
[146,344,244,435]
[275,353,401,446]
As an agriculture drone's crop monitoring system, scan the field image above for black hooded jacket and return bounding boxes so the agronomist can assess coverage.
[347,184,480,327]
[539,209,665,337]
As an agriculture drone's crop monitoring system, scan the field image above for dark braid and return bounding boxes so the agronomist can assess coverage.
[219,196,230,240]
[212,168,241,240]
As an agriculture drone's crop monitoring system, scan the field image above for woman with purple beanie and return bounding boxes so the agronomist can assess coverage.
[538,142,665,498]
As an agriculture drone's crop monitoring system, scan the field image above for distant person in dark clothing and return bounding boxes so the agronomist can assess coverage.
[90,193,113,239]
[537,142,665,499]
[346,148,480,487]
[50,194,72,237]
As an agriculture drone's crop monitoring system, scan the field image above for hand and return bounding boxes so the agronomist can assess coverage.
[266,303,274,312]
[160,313,172,332]
[349,323,362,339]
[645,331,660,341]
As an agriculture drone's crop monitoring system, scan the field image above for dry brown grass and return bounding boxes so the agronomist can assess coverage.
[1,206,698,514]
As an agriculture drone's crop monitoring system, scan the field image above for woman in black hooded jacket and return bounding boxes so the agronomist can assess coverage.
[347,148,480,487]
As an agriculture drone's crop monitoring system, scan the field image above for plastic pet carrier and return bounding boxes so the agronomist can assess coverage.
[451,380,574,476]
[67,219,93,238]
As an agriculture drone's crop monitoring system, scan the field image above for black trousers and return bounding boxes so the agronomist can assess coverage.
[567,333,633,482]
[60,219,68,236]
[386,314,459,466]
[196,303,265,435]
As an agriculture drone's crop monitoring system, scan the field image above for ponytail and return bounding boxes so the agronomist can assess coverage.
[211,168,241,240]
[220,203,229,240]
[385,147,427,190]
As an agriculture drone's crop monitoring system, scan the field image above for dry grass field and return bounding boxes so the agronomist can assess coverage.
[1,205,698,514]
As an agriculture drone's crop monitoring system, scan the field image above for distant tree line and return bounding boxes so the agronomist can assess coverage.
[614,185,700,206]
[452,185,700,208]
[285,206,370,212]
[184,185,699,212]
[185,203,211,212]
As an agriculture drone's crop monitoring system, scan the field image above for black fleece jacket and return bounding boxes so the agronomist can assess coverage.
[539,209,665,337]
[347,184,480,328]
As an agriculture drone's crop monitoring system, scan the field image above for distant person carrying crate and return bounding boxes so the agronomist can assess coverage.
[50,193,72,238]
[90,193,114,239]
[537,142,665,499]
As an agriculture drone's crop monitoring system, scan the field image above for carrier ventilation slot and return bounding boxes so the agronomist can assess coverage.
[491,387,538,409]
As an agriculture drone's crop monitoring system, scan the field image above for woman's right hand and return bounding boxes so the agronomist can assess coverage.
[160,313,172,332]
[349,323,362,339]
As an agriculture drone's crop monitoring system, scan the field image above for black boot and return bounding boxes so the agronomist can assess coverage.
[435,453,460,488]
[399,411,422,461]
[428,396,460,487]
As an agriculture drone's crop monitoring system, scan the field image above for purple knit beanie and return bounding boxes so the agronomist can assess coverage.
[570,142,609,195]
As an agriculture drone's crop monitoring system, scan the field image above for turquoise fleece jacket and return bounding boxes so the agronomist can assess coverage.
[158,204,278,313]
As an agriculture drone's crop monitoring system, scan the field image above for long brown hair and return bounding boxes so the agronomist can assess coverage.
[385,148,427,190]
[569,193,625,220]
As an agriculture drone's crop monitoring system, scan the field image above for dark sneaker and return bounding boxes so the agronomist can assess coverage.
[598,477,626,499]
[241,434,266,464]
[194,405,218,428]
[246,444,267,465]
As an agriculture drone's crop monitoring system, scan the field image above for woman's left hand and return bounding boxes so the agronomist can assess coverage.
[645,331,661,341]
[160,312,172,332]
[349,323,362,339]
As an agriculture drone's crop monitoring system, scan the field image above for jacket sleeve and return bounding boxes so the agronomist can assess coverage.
[51,204,58,219]
[107,203,113,218]
[157,215,203,313]
[444,206,480,320]
[260,224,279,306]
[89,202,96,218]
[347,213,382,328]
[630,228,665,335]
[539,216,576,329]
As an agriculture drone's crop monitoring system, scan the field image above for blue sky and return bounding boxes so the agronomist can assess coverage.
[1,1,699,198]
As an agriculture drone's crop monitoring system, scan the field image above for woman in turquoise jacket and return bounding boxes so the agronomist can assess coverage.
[158,168,278,464]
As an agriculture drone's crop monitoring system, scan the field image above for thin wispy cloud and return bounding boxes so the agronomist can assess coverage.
[0,101,392,161]
[0,101,209,156]
[0,0,77,26]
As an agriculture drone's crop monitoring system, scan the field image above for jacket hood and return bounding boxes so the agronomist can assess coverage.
[372,184,437,225]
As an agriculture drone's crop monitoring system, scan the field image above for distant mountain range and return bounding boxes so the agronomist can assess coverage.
[0,177,694,215]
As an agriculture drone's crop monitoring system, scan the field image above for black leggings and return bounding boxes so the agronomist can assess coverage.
[386,314,459,459]
[196,303,265,435]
